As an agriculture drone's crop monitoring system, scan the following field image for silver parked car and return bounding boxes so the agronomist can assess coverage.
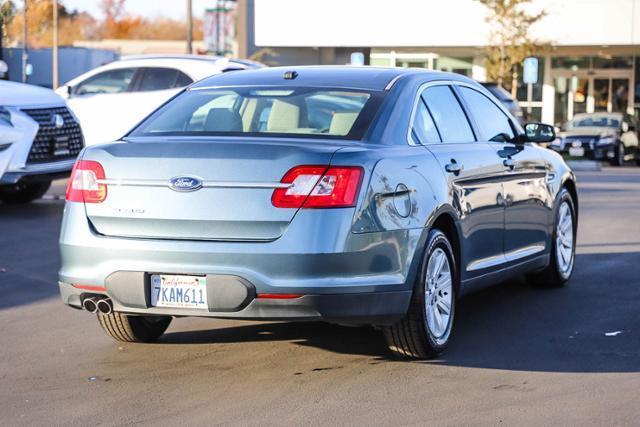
[58,67,578,359]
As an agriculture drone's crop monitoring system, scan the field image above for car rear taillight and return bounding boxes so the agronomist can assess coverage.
[272,165,363,209]
[65,160,107,203]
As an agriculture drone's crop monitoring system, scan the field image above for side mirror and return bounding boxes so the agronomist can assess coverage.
[621,122,629,133]
[523,122,556,143]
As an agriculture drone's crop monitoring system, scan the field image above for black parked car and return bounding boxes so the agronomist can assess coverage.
[549,113,640,166]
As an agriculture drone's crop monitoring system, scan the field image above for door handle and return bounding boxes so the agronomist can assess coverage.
[445,160,463,174]
[503,158,515,169]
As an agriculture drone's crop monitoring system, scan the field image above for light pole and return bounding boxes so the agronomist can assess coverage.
[186,0,193,54]
[22,0,27,83]
[52,0,58,89]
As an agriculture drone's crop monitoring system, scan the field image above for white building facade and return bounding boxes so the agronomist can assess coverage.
[249,0,640,125]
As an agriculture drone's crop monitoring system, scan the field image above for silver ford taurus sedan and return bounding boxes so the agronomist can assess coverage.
[59,66,578,359]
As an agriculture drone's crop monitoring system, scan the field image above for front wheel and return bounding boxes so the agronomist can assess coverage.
[0,180,51,204]
[384,229,457,359]
[527,188,576,287]
[98,313,172,343]
[611,143,625,166]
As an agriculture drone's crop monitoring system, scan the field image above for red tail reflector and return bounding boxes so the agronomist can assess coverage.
[272,165,363,209]
[65,160,107,203]
[72,284,107,292]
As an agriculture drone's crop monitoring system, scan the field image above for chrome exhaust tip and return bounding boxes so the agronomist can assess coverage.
[82,297,98,313]
[96,298,113,315]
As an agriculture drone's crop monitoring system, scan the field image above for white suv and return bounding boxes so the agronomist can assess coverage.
[0,80,83,203]
[56,55,263,146]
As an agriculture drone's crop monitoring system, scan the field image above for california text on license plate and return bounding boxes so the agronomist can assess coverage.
[150,274,207,309]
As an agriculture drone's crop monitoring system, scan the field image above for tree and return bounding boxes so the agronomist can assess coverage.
[0,0,16,53]
[475,0,546,96]
[4,0,98,48]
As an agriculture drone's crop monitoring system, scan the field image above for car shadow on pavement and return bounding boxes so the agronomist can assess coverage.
[162,251,640,372]
[161,321,391,358]
[0,202,63,310]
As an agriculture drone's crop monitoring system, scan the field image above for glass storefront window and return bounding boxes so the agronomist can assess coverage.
[398,60,428,68]
[594,79,609,112]
[551,57,590,70]
[435,56,473,77]
[370,57,392,67]
[635,56,640,119]
[592,56,633,69]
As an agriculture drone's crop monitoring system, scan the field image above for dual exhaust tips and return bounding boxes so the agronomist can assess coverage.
[82,297,113,315]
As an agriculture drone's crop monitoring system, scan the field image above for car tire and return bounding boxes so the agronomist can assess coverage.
[611,143,625,166]
[0,180,51,204]
[384,229,457,359]
[527,188,576,288]
[97,313,172,343]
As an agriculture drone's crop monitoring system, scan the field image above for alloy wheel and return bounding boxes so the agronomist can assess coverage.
[424,248,453,344]
[556,201,575,276]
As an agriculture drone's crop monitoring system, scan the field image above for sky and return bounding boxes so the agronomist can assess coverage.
[62,0,213,19]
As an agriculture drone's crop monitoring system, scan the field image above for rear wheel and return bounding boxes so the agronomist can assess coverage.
[0,180,51,204]
[97,313,172,343]
[384,229,457,359]
[527,188,576,287]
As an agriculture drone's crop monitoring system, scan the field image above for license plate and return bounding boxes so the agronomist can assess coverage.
[150,274,207,309]
[569,147,585,157]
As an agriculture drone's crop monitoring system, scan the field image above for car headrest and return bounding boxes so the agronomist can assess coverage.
[204,108,243,132]
[329,112,359,135]
[267,99,300,132]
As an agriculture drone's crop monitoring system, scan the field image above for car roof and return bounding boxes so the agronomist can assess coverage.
[190,66,472,91]
[120,54,264,69]
[62,56,258,87]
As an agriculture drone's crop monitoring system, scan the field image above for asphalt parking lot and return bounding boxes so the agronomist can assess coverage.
[1,167,639,425]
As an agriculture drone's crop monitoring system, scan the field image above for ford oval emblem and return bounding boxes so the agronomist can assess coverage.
[168,176,203,192]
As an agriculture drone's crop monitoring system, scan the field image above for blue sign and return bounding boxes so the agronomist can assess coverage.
[350,52,365,66]
[523,57,538,84]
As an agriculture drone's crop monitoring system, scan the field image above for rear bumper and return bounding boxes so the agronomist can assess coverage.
[58,202,424,325]
[59,281,411,325]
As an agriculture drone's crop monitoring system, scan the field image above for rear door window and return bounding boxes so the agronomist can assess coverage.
[422,86,475,143]
[74,68,137,95]
[135,68,189,92]
[411,98,441,144]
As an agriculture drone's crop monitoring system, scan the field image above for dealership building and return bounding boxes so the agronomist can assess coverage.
[240,0,640,125]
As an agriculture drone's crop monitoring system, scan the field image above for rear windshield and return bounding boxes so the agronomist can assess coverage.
[129,86,383,140]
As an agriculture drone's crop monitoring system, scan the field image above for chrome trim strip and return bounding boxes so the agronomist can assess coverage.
[467,244,546,272]
[384,74,405,91]
[98,179,292,189]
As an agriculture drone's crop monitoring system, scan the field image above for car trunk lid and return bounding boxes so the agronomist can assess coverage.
[82,138,343,241]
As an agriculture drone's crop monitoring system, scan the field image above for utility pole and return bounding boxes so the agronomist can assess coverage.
[52,0,58,89]
[22,0,28,83]
[186,0,192,54]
